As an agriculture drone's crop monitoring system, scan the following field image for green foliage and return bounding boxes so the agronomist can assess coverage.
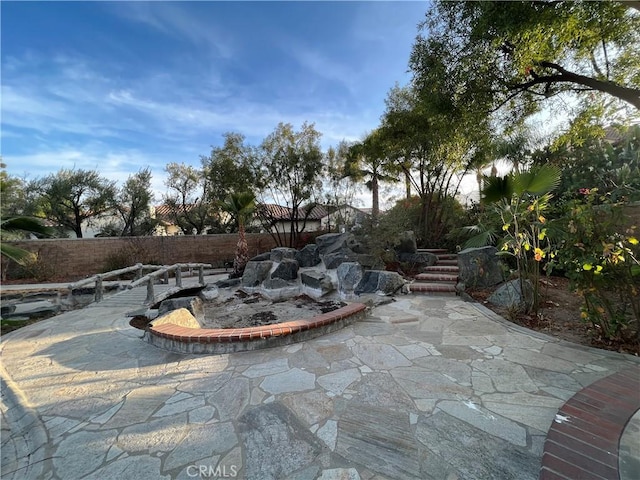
[556,189,640,343]
[259,122,324,247]
[483,165,562,313]
[537,124,640,203]
[116,167,158,236]
[34,168,117,238]
[163,162,216,235]
[0,216,53,267]
[419,1,640,129]
[102,239,159,273]
[204,132,263,206]
[220,191,256,277]
[0,162,26,217]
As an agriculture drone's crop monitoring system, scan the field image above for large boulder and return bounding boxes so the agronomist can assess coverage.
[150,308,201,329]
[323,252,356,270]
[354,254,385,271]
[355,270,405,295]
[270,247,298,262]
[158,296,205,323]
[295,244,321,267]
[337,262,364,294]
[395,231,417,254]
[458,246,504,288]
[271,259,299,281]
[249,252,271,262]
[241,260,273,287]
[301,270,334,294]
[397,252,437,267]
[315,232,362,256]
[488,279,534,312]
[263,278,292,290]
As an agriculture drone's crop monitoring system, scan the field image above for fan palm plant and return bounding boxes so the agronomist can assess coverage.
[1,216,52,263]
[220,192,256,277]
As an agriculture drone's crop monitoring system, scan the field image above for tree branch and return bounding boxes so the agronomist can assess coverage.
[507,61,640,110]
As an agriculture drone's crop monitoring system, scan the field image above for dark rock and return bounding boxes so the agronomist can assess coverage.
[488,279,534,312]
[271,259,299,281]
[249,252,272,262]
[216,277,241,288]
[323,252,355,270]
[337,262,364,294]
[158,296,205,323]
[295,244,321,267]
[315,232,362,256]
[356,270,405,295]
[263,278,292,290]
[301,271,334,293]
[395,231,417,254]
[458,246,504,288]
[241,261,274,287]
[270,247,298,262]
[398,252,437,267]
[355,254,385,270]
[1,304,16,316]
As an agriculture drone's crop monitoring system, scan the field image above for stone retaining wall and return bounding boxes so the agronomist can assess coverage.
[5,234,278,280]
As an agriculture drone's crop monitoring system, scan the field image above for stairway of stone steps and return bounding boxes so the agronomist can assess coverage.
[409,249,459,295]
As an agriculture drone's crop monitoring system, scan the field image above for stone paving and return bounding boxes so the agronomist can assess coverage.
[1,282,639,480]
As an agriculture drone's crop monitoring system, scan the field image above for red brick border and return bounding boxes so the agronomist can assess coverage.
[148,303,367,344]
[540,365,640,480]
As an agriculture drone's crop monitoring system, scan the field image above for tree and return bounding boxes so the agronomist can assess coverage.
[35,168,116,238]
[345,129,399,220]
[379,81,492,246]
[220,191,256,277]
[259,122,324,247]
[323,141,361,230]
[115,167,157,236]
[203,133,263,218]
[163,163,215,235]
[420,1,640,121]
[0,161,27,217]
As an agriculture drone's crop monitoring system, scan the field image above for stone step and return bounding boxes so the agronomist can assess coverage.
[425,265,459,273]
[436,259,458,266]
[409,282,456,294]
[414,273,458,283]
[435,254,458,261]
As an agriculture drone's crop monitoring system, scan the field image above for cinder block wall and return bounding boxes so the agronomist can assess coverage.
[5,234,278,280]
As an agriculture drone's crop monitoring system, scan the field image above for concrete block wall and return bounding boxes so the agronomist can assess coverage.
[5,234,278,281]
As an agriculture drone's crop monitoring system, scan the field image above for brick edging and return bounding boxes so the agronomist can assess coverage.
[540,365,640,480]
[148,303,367,345]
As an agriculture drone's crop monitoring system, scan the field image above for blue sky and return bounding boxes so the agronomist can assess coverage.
[1,1,428,202]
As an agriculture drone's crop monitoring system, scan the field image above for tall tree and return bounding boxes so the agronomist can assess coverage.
[259,122,324,247]
[345,129,399,219]
[116,167,157,236]
[324,141,361,229]
[420,1,640,121]
[163,163,214,235]
[203,132,263,224]
[35,168,116,238]
[0,161,26,217]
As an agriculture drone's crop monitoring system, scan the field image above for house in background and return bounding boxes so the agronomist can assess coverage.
[320,205,371,232]
[255,204,328,235]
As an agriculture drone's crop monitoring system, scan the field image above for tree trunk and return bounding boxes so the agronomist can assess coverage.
[405,171,411,199]
[234,223,249,277]
[372,177,380,219]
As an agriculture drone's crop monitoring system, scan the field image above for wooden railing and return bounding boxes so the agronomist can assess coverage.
[127,263,212,304]
[67,263,211,304]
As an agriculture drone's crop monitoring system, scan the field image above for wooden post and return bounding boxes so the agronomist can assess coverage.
[198,265,205,284]
[175,267,182,287]
[135,263,143,280]
[95,276,103,303]
[146,280,155,304]
[163,270,169,285]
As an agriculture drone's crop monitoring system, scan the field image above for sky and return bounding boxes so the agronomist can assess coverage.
[1,1,429,205]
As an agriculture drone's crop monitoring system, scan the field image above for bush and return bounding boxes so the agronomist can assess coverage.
[556,188,640,344]
[102,239,160,273]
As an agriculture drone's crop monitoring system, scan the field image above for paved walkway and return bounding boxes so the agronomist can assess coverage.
[1,282,639,480]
